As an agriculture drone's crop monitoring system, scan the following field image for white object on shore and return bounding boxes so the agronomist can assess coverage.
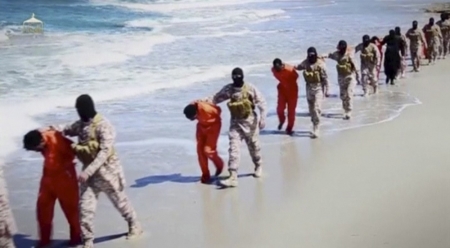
[22,13,44,34]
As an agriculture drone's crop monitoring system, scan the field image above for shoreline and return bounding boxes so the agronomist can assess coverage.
[424,2,450,13]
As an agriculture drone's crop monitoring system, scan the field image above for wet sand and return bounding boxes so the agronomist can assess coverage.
[10,62,450,247]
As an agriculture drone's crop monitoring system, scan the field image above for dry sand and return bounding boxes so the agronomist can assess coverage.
[10,61,450,248]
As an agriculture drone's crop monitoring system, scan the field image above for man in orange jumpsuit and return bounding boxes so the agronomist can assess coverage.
[23,130,81,247]
[184,100,224,184]
[272,58,300,135]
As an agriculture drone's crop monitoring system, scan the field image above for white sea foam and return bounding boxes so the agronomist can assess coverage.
[125,8,286,30]
[91,0,273,13]
[58,32,177,68]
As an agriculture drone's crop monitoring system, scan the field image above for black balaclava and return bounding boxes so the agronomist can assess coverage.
[231,67,244,88]
[183,104,197,121]
[307,47,318,63]
[362,35,370,47]
[395,26,401,35]
[389,29,395,38]
[337,40,347,55]
[429,17,434,25]
[412,20,418,30]
[441,13,445,21]
[75,94,97,122]
[273,58,283,71]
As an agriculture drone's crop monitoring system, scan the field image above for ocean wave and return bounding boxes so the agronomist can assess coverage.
[58,32,177,67]
[125,8,286,32]
[90,0,273,13]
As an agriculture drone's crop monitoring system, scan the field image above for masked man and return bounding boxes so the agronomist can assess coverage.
[354,35,380,95]
[322,40,360,119]
[203,68,267,187]
[395,27,408,78]
[295,47,329,138]
[423,17,443,64]
[436,13,450,59]
[46,94,142,248]
[406,20,427,72]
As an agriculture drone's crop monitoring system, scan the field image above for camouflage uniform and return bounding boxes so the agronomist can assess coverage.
[205,83,267,187]
[355,43,380,95]
[296,59,328,138]
[406,29,426,58]
[0,166,16,248]
[327,51,357,119]
[437,19,450,58]
[423,24,443,62]
[53,115,141,247]
[399,34,408,76]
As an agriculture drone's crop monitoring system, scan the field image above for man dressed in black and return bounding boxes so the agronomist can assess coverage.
[381,29,406,85]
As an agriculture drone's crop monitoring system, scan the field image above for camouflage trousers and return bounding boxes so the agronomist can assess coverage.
[80,169,137,241]
[0,236,15,248]
[306,84,323,125]
[0,168,16,248]
[338,76,355,112]
[228,113,262,171]
[439,35,450,57]
[410,46,420,63]
[360,64,378,91]
[427,39,440,60]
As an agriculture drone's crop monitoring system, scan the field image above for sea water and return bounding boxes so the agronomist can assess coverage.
[0,0,439,244]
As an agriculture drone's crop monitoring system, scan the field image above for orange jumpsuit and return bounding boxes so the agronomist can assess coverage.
[37,131,81,246]
[195,101,224,183]
[272,64,299,133]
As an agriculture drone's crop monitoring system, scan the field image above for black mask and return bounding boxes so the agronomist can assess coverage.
[429,18,434,25]
[337,40,347,55]
[389,29,395,38]
[231,67,244,88]
[412,21,418,29]
[307,47,318,63]
[362,35,370,46]
[75,94,97,122]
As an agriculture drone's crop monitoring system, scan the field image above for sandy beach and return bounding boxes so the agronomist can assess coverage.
[7,59,449,248]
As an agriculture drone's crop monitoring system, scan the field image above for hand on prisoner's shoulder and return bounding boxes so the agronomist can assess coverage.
[38,126,54,133]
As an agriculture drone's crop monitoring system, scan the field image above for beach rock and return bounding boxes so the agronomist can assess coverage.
[424,3,450,14]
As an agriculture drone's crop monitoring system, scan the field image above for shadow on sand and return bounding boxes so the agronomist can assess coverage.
[260,130,311,137]
[14,233,126,248]
[131,173,253,188]
[267,112,310,118]
[321,112,343,119]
